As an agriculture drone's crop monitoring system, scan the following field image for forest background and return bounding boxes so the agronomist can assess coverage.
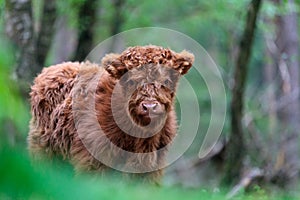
[1,0,300,199]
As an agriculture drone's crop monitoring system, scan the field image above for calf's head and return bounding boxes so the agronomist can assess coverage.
[102,46,194,134]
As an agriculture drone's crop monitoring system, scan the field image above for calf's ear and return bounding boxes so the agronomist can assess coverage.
[101,53,127,79]
[173,50,194,75]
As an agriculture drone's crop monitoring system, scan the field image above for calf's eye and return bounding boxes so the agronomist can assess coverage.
[164,79,170,86]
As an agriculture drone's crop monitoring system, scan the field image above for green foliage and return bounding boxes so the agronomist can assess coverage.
[1,145,294,200]
[0,0,4,19]
[0,34,30,144]
[56,0,87,28]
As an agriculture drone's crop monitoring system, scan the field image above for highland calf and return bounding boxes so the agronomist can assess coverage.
[28,45,194,182]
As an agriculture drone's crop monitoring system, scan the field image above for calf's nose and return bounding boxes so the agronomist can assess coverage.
[142,102,158,112]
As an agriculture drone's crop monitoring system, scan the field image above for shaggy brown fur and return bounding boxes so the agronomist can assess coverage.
[28,45,194,182]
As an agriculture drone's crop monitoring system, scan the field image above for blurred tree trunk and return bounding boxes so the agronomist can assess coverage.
[263,33,280,175]
[73,0,98,61]
[271,0,300,188]
[36,0,57,65]
[110,0,125,36]
[52,16,77,64]
[109,0,126,51]
[264,32,278,137]
[5,0,57,92]
[222,0,262,186]
[5,0,38,85]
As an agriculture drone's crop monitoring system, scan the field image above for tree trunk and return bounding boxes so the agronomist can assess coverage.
[5,0,57,91]
[222,0,262,186]
[264,34,278,137]
[272,0,300,188]
[52,16,77,64]
[36,0,57,65]
[73,0,98,61]
[110,0,125,36]
[261,30,280,175]
[5,0,38,84]
[108,0,125,51]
